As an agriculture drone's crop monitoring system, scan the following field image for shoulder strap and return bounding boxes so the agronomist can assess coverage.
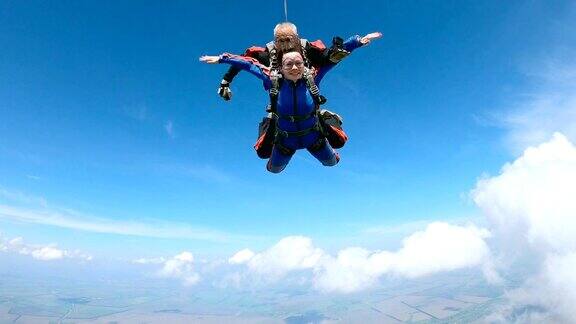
[303,68,326,107]
[267,40,325,114]
[268,70,283,113]
[270,68,326,114]
[266,41,279,71]
[300,38,310,67]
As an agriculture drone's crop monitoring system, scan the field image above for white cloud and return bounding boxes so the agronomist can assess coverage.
[472,132,576,321]
[230,224,492,293]
[0,187,47,207]
[31,246,65,261]
[536,253,576,321]
[313,247,381,293]
[228,248,255,265]
[157,251,200,286]
[0,235,92,262]
[245,236,324,278]
[1,186,246,243]
[473,133,576,255]
[386,222,491,277]
[0,203,239,243]
[314,222,493,293]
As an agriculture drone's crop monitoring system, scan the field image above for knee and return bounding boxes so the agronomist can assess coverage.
[321,152,340,167]
[267,160,286,173]
[321,159,338,167]
[267,166,285,173]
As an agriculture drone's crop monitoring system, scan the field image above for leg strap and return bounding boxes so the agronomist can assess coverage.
[308,137,327,152]
[274,142,295,156]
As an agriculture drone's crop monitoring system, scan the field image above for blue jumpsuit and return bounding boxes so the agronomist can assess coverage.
[219,36,364,173]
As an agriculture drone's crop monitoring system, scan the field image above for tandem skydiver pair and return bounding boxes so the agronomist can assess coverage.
[200,22,381,173]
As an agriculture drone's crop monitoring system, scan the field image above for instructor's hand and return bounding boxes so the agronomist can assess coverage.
[360,32,382,45]
[199,55,220,64]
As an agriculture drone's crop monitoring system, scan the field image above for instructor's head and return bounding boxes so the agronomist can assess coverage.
[274,22,300,53]
[281,51,305,82]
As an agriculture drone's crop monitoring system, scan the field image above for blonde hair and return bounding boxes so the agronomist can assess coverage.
[274,22,298,36]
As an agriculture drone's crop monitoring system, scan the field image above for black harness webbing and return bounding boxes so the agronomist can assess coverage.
[265,39,328,146]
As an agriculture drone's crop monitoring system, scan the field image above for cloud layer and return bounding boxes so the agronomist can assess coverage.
[0,200,238,243]
[0,235,92,261]
[156,251,200,286]
[471,132,576,322]
[227,222,492,293]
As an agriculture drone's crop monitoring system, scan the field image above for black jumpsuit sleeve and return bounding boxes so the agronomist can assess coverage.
[304,41,333,68]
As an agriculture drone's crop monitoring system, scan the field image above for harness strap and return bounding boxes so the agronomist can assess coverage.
[276,110,316,122]
[308,136,327,152]
[303,68,326,105]
[266,41,279,70]
[275,121,322,138]
[267,41,325,114]
[300,38,309,67]
[274,141,295,156]
[267,41,281,114]
[269,70,282,113]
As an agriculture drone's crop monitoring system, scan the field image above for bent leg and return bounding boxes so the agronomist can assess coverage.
[267,144,295,173]
[307,138,340,167]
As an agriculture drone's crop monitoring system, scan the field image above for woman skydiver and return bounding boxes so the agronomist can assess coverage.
[200,32,381,173]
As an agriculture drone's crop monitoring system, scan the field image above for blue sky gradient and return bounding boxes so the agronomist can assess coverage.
[1,0,575,263]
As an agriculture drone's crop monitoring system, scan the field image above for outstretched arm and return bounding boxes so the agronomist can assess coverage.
[200,54,272,89]
[360,32,382,46]
[315,32,382,83]
[216,47,269,101]
[220,48,269,82]
[344,31,382,52]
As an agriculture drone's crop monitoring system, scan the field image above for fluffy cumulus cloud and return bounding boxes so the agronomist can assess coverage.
[317,222,494,293]
[243,236,324,278]
[157,251,200,286]
[0,235,92,261]
[473,133,576,255]
[228,248,255,265]
[31,246,65,261]
[220,131,576,322]
[472,132,576,322]
[229,225,492,293]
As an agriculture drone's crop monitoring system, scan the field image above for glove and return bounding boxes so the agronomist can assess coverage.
[217,81,232,101]
[328,36,350,63]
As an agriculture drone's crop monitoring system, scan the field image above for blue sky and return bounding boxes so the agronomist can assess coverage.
[1,0,575,269]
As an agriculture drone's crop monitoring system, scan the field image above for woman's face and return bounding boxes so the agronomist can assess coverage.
[281,52,304,82]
